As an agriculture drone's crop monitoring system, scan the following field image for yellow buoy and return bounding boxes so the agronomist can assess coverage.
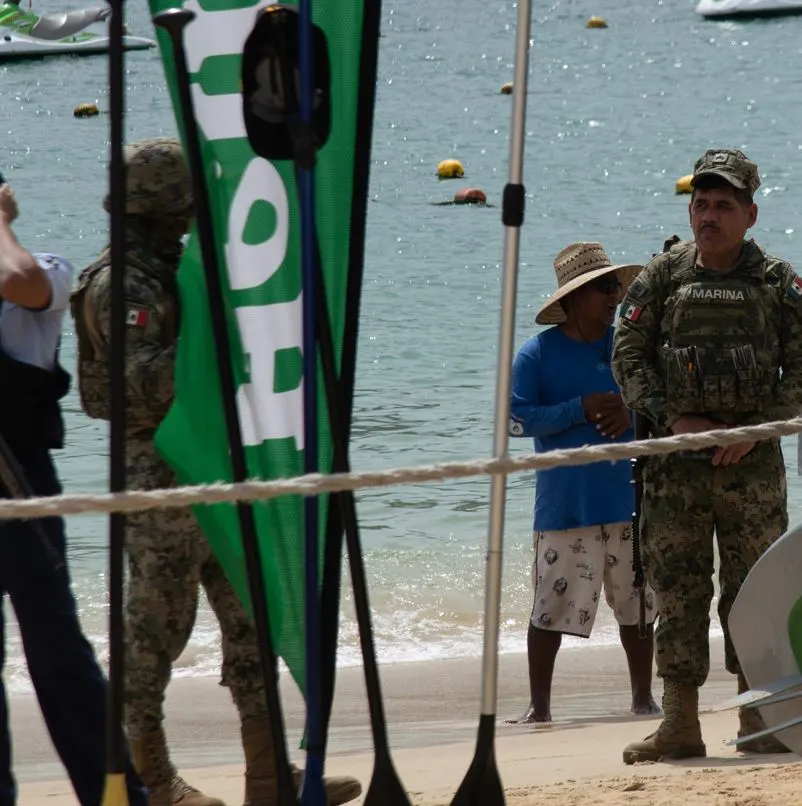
[74,102,100,118]
[586,15,608,28]
[500,82,513,95]
[437,159,464,179]
[675,174,693,195]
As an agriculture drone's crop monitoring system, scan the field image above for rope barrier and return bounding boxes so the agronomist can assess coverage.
[1,417,801,521]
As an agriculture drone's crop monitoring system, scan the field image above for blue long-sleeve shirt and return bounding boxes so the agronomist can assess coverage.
[510,325,634,531]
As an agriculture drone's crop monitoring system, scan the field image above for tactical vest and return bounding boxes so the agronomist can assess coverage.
[70,252,178,432]
[0,346,71,458]
[656,244,781,418]
[71,258,114,421]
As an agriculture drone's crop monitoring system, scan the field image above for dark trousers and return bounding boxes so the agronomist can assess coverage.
[0,451,147,806]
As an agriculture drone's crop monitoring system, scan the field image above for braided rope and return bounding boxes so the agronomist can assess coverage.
[0,417,800,521]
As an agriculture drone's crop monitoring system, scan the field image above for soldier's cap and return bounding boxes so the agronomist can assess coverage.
[103,136,193,218]
[691,149,761,197]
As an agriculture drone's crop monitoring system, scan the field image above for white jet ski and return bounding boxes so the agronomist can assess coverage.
[0,1,155,59]
[696,0,802,19]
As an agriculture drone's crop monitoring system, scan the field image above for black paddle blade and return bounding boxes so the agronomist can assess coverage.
[363,754,412,806]
[450,715,505,806]
[241,3,331,162]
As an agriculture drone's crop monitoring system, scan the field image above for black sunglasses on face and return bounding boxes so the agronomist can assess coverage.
[587,276,622,295]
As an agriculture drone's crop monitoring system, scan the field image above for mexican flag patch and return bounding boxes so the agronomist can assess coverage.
[789,275,802,301]
[623,303,642,322]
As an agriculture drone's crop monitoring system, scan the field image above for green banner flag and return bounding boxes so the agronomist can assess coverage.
[146,0,379,697]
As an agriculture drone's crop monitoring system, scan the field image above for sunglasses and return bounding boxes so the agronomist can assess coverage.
[587,276,622,295]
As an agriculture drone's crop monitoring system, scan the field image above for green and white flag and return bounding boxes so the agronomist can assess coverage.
[147,0,380,698]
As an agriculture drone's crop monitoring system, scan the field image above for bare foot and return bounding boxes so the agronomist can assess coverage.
[505,705,552,724]
[632,695,661,715]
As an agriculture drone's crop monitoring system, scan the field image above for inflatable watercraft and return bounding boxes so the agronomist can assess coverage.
[696,0,802,19]
[0,1,154,59]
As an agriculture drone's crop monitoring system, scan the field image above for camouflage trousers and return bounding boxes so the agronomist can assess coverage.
[124,438,266,737]
[641,439,788,688]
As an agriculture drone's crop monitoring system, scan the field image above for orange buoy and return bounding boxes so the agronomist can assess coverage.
[586,15,608,28]
[500,82,513,95]
[454,188,487,205]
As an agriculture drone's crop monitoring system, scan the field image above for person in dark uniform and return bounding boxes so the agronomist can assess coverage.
[0,175,148,806]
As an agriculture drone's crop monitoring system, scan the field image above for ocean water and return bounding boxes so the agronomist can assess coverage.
[2,0,802,694]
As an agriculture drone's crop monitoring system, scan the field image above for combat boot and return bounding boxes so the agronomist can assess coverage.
[131,727,227,806]
[623,681,707,764]
[736,671,790,754]
[241,717,362,805]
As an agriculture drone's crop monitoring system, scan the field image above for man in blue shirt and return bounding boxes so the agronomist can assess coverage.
[0,178,147,805]
[508,241,659,724]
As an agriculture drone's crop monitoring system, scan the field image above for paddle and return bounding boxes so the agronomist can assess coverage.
[714,673,802,712]
[631,413,649,639]
[240,8,409,800]
[311,236,412,806]
[451,0,533,802]
[294,1,326,799]
[152,9,297,805]
[102,0,129,801]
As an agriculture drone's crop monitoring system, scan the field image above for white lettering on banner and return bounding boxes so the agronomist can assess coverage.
[183,0,257,74]
[180,0,304,451]
[235,299,305,449]
[190,86,245,142]
[227,158,290,291]
[690,288,745,301]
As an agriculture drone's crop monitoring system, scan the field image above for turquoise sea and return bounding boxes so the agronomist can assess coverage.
[2,0,802,693]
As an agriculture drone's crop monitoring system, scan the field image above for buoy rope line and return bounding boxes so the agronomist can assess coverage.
[1,417,801,521]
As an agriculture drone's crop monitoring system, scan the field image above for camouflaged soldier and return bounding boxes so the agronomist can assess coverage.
[612,148,802,765]
[70,138,362,806]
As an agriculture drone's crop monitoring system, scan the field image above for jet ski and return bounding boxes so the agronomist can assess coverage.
[696,0,802,19]
[0,1,155,59]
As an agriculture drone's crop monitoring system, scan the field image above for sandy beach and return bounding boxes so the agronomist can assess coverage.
[11,636,802,804]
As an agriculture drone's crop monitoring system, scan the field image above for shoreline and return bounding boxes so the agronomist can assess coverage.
[13,638,735,782]
[17,635,802,804]
[16,633,801,805]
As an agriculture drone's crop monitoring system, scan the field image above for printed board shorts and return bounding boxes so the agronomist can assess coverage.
[529,522,656,638]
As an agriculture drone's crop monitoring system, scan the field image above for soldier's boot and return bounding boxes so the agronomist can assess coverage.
[622,681,707,764]
[131,728,227,806]
[736,671,791,753]
[241,717,362,806]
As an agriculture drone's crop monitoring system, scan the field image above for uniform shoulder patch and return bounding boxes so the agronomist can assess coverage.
[509,418,525,437]
[626,277,649,300]
[126,305,151,328]
[622,302,643,323]
[787,273,802,302]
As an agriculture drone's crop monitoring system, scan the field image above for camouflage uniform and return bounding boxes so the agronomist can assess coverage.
[71,138,362,806]
[68,138,264,806]
[613,149,802,763]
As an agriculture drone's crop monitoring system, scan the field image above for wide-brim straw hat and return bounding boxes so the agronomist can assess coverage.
[535,241,643,326]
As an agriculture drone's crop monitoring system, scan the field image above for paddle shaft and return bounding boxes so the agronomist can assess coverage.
[631,412,649,639]
[106,0,128,789]
[478,0,533,721]
[295,2,325,802]
[152,9,297,804]
[308,225,407,781]
[451,1,533,804]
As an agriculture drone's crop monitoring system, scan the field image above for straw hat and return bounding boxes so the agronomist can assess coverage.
[535,242,643,325]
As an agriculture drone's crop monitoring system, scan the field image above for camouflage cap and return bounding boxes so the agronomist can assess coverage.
[691,148,761,196]
[103,136,193,217]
